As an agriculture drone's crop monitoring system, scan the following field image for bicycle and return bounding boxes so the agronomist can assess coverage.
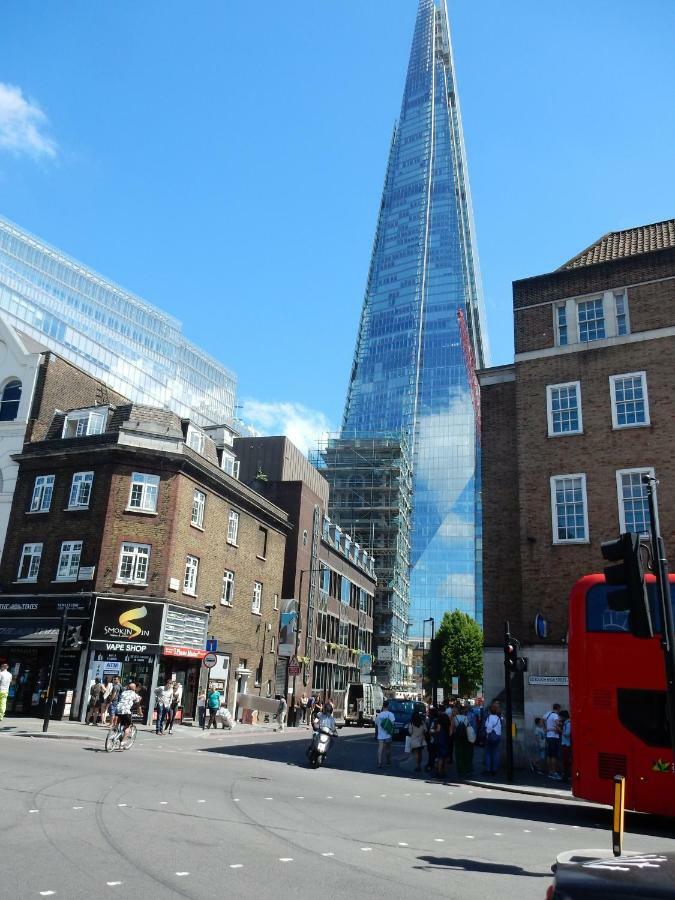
[105,721,137,752]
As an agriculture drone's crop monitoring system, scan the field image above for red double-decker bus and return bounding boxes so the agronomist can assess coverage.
[568,573,675,817]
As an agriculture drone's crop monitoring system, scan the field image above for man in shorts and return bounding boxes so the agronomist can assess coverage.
[106,676,122,728]
[544,702,562,780]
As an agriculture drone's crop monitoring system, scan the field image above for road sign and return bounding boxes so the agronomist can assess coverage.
[288,656,301,677]
[203,652,218,669]
[206,638,218,652]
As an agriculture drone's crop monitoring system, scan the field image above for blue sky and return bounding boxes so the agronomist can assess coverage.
[1,1,673,449]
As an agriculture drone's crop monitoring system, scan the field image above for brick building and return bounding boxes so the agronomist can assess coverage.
[479,219,675,737]
[0,401,288,723]
[234,436,376,719]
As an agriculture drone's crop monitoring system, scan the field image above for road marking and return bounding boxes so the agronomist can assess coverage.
[296,796,304,800]
[325,796,333,799]
[353,795,361,798]
[279,858,293,862]
[398,842,409,847]
[175,872,189,877]
[229,864,243,869]
[321,852,334,857]
[548,827,557,831]
[493,832,503,836]
[360,848,372,852]
[233,798,240,802]
[434,838,444,843]
[380,793,387,797]
[159,801,168,805]
[106,882,122,886]
[72,806,83,810]
[465,835,475,839]
[39,893,56,897]
[117,803,127,808]
[404,793,411,797]
[265,797,274,801]
[29,809,39,813]
[523,829,531,833]
[425,792,431,796]
[197,800,206,804]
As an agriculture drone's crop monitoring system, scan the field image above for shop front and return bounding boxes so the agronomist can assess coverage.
[158,604,209,722]
[0,595,92,720]
[84,595,165,724]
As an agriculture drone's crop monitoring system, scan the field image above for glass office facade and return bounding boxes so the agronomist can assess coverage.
[0,216,236,426]
[342,0,489,637]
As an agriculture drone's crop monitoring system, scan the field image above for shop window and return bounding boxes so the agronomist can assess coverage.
[68,472,93,509]
[117,542,150,585]
[30,474,55,512]
[55,540,82,581]
[0,379,21,421]
[17,542,42,582]
[128,472,159,513]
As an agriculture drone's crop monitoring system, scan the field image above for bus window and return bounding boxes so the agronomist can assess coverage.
[617,688,670,748]
[586,583,675,633]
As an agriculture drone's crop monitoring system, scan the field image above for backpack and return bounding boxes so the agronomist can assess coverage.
[454,718,467,741]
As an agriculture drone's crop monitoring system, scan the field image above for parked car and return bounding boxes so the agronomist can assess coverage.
[386,699,427,740]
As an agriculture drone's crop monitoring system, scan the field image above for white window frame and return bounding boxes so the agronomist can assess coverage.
[550,473,589,545]
[191,489,206,528]
[252,581,262,615]
[30,475,55,512]
[55,540,83,582]
[221,451,240,479]
[183,555,199,596]
[186,425,205,454]
[221,569,235,606]
[609,372,650,430]
[62,408,107,438]
[546,381,582,437]
[614,291,630,336]
[273,593,279,611]
[270,635,275,654]
[116,542,150,585]
[616,468,655,536]
[67,471,94,509]
[577,296,606,343]
[17,542,42,582]
[127,472,160,513]
[554,302,568,347]
[227,509,240,545]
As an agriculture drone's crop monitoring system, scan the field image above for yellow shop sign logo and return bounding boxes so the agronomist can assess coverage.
[118,606,148,638]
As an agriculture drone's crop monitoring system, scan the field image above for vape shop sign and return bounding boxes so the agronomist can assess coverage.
[90,597,164,654]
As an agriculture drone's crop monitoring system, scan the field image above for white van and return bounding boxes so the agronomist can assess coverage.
[343,683,384,726]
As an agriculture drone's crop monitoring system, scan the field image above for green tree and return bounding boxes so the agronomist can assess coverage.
[435,609,483,697]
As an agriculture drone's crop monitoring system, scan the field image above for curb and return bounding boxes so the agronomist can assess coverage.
[464,778,574,801]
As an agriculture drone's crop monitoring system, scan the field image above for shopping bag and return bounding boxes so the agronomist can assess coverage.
[404,735,412,754]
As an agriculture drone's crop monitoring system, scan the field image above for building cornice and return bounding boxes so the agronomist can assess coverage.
[514,324,675,364]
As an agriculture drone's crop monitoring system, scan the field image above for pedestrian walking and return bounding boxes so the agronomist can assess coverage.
[86,678,105,725]
[544,702,562,780]
[99,678,113,725]
[106,676,122,728]
[425,706,438,772]
[0,662,12,722]
[530,716,546,774]
[165,681,182,734]
[453,705,474,776]
[206,687,221,728]
[197,690,206,728]
[375,700,396,768]
[407,711,426,772]
[300,693,308,724]
[434,712,451,779]
[154,680,173,735]
[483,702,502,775]
[276,695,288,732]
[560,710,572,782]
[306,694,315,727]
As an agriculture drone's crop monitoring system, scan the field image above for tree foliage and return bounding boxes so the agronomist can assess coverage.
[435,609,483,697]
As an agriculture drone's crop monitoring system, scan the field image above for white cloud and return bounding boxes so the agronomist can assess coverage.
[0,83,57,159]
[240,399,334,455]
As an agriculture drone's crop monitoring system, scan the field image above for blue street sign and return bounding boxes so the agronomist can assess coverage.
[206,638,217,652]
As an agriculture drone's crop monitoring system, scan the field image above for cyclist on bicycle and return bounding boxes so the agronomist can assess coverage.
[115,682,140,742]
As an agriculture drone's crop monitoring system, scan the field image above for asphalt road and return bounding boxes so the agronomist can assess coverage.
[1,724,673,899]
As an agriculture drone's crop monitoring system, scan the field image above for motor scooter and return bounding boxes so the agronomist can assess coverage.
[306,724,334,768]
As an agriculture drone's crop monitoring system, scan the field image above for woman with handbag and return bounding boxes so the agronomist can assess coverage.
[407,711,426,772]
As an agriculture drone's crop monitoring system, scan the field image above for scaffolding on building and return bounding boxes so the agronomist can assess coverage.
[311,433,413,688]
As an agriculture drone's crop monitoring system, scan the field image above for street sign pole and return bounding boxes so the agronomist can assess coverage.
[612,775,626,857]
[201,652,217,731]
[43,608,67,734]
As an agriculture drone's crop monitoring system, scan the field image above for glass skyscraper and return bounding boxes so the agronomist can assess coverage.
[342,0,489,638]
[0,215,236,426]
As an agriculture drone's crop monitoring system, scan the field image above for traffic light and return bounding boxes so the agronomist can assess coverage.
[601,532,653,638]
[504,639,528,673]
[63,624,82,649]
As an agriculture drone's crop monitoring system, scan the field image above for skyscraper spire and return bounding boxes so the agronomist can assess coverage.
[342,0,488,637]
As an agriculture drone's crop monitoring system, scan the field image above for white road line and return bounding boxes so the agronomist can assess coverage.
[175,872,189,877]
[39,893,56,897]
[321,852,334,857]
[72,806,83,810]
[233,799,240,802]
[279,858,293,863]
[325,796,333,799]
[494,832,503,836]
[265,797,274,801]
[425,792,431,796]
[434,838,444,843]
[29,809,39,813]
[380,793,387,797]
[548,827,557,831]
[353,795,361,798]
[398,842,409,847]
[159,801,168,805]
[229,864,243,869]
[360,848,372,852]
[106,882,122,886]
[465,835,475,839]
[296,796,304,800]
[197,800,206,803]
[117,803,127,808]
[523,829,531,833]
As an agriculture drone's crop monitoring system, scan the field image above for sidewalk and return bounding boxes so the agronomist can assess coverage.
[0,716,281,741]
[464,771,574,801]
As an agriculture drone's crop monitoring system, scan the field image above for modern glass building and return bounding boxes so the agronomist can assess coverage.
[342,0,489,638]
[0,215,236,426]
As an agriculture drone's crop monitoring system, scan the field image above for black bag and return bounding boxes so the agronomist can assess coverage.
[455,719,467,741]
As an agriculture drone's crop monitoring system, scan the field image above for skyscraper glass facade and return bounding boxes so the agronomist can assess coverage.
[342,0,488,637]
[0,215,236,426]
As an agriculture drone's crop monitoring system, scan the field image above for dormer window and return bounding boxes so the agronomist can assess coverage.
[221,450,240,478]
[186,424,205,454]
[63,408,107,438]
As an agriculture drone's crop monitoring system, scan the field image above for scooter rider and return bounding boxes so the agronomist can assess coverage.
[313,700,337,734]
